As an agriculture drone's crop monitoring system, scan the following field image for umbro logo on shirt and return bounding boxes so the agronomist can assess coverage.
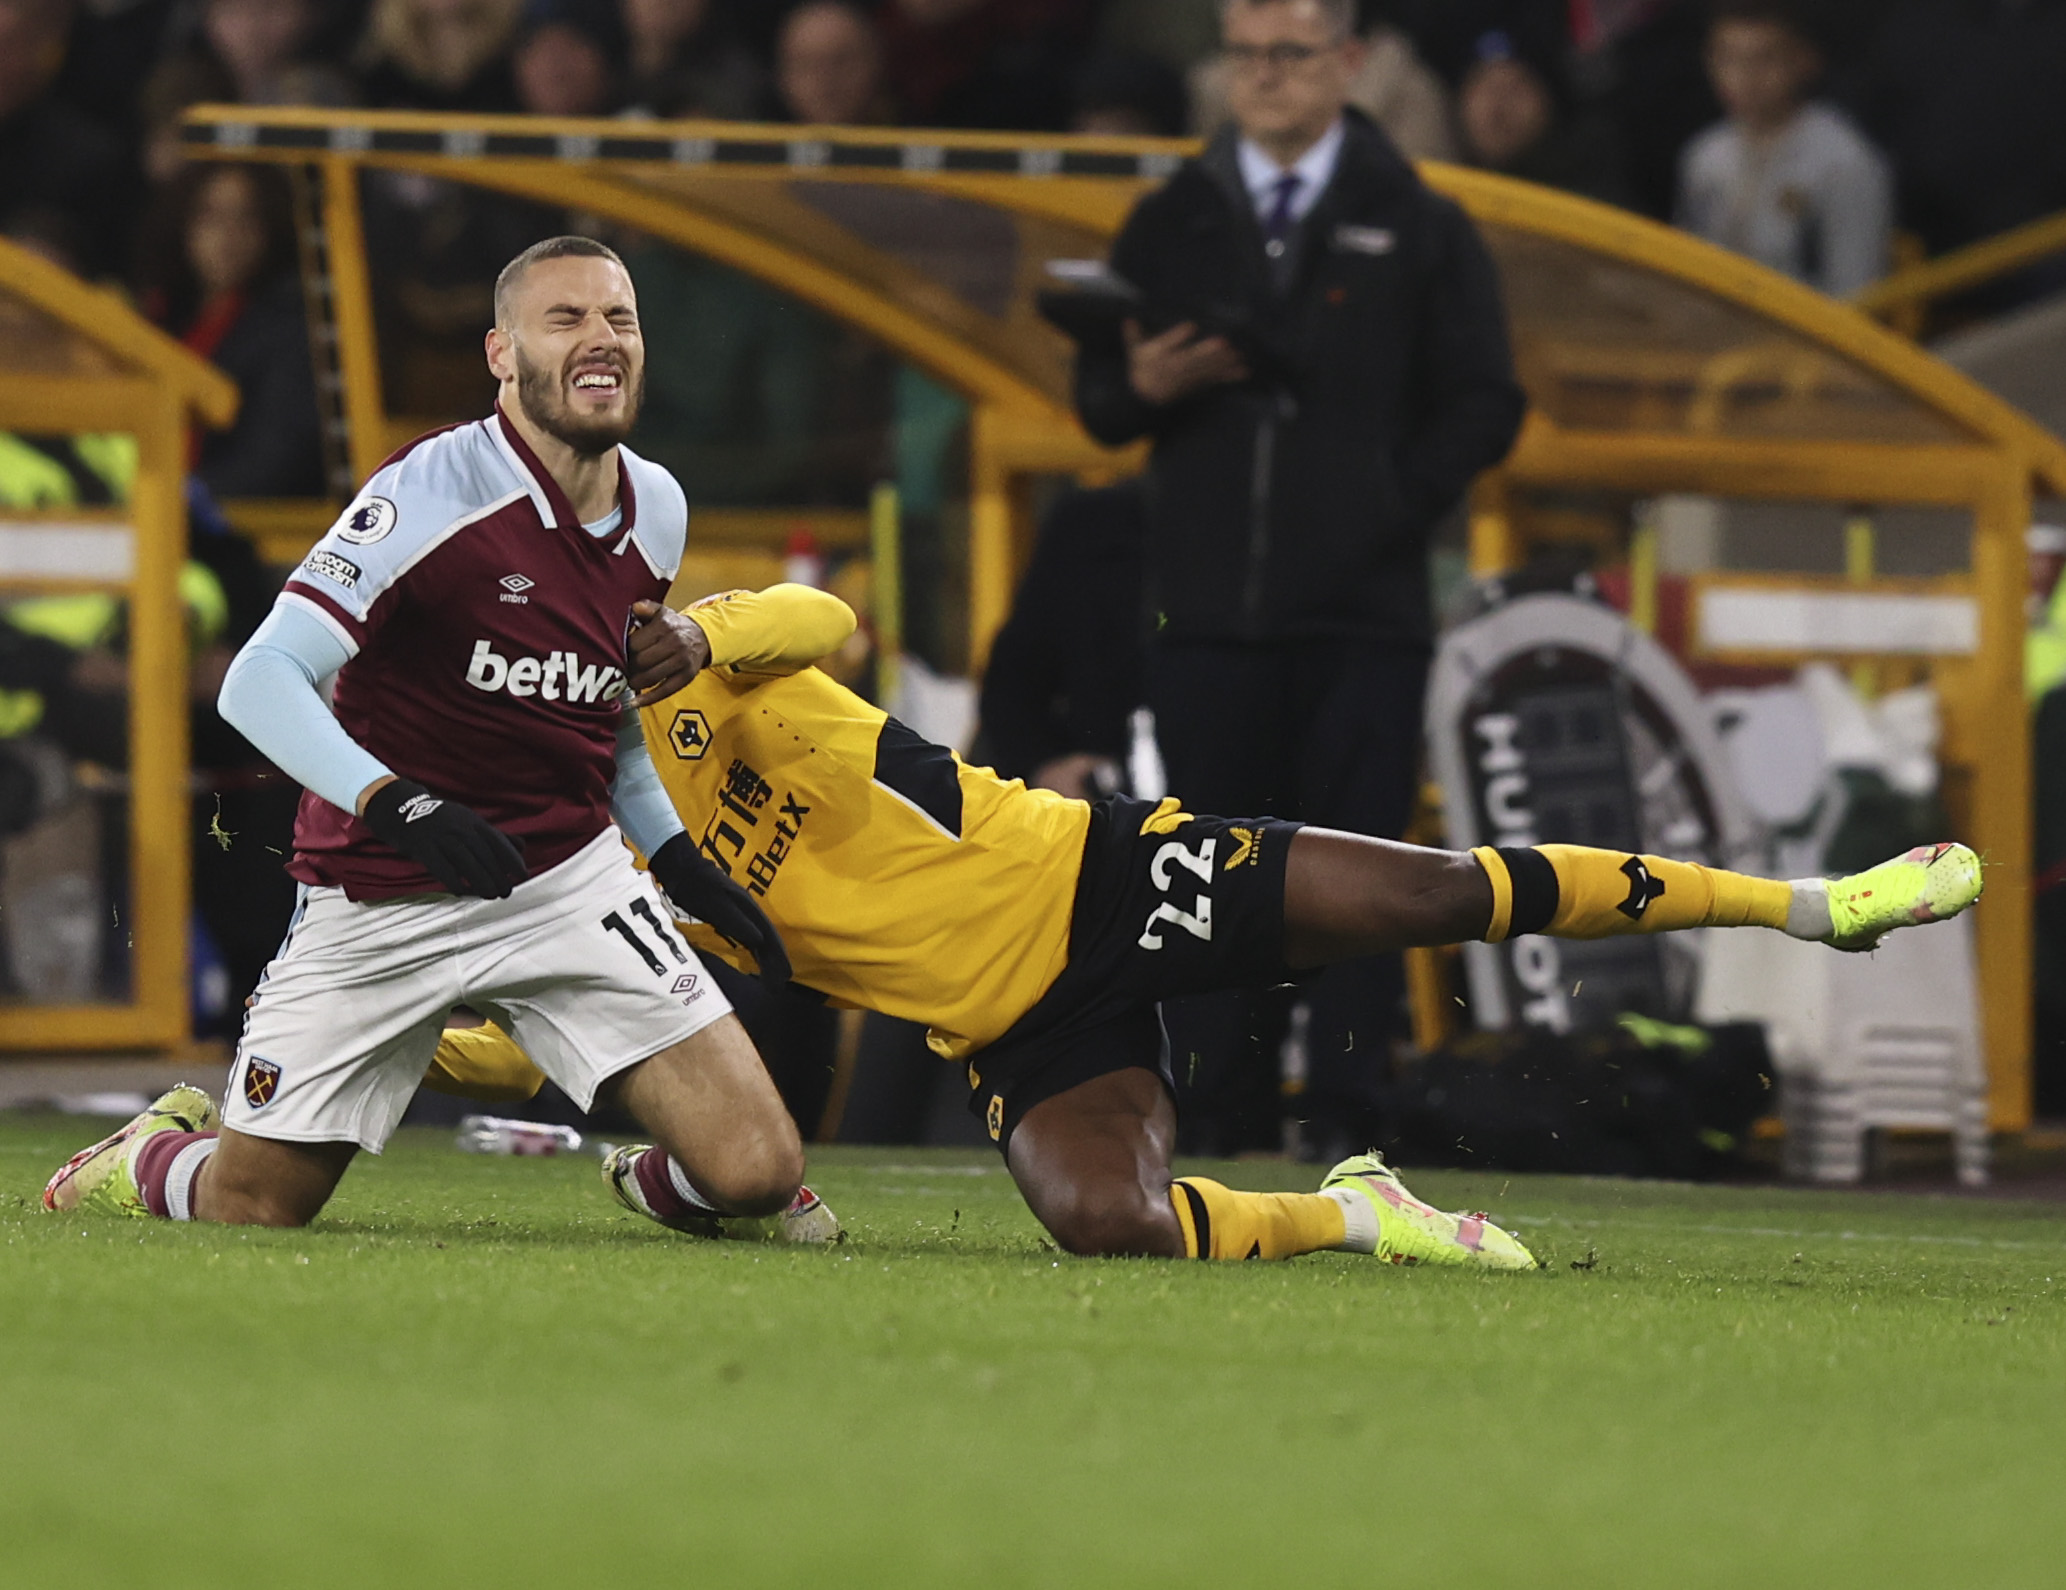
[499,573,535,604]
[466,640,625,704]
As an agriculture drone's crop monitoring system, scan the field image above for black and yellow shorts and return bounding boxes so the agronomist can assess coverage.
[964,794,1304,1150]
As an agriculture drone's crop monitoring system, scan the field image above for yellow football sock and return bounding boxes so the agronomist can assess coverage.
[1168,1177,1347,1260]
[1472,844,1791,942]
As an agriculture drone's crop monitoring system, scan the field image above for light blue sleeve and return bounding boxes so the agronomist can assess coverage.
[611,713,687,857]
[217,601,393,814]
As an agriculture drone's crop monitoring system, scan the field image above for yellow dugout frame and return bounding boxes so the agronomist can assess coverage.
[0,238,237,1048]
[183,108,2061,1126]
[1856,206,2066,330]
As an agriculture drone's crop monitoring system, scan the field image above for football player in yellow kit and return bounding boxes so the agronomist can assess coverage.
[432,584,1983,1267]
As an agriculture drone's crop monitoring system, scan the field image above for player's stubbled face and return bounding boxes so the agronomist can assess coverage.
[507,257,647,457]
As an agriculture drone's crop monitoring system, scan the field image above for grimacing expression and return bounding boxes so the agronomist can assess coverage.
[500,256,647,457]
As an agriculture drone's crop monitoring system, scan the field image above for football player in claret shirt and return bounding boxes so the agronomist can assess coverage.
[431,583,1985,1266]
[44,238,824,1238]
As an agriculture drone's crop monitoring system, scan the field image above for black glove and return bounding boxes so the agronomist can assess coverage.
[648,832,791,985]
[361,778,527,900]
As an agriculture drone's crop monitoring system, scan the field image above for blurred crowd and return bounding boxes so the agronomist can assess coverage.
[2,0,2061,514]
[6,0,2066,313]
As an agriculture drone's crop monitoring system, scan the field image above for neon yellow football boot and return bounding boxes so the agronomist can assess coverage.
[1320,1152,1538,1271]
[42,1084,219,1216]
[601,1144,842,1244]
[1824,841,1983,952]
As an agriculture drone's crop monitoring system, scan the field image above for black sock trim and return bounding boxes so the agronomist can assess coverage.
[1498,847,1560,938]
[1175,1179,1212,1259]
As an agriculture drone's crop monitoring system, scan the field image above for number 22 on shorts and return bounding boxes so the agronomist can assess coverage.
[1139,836,1216,949]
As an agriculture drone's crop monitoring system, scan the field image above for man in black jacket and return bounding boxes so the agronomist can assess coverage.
[975,484,1147,798]
[1074,0,1524,1155]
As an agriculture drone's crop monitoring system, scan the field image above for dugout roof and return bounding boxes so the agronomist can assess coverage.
[178,107,2066,482]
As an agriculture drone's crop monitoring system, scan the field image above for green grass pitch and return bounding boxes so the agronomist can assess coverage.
[5,1115,2066,1588]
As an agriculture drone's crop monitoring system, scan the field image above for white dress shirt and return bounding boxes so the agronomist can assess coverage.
[1236,116,1347,229]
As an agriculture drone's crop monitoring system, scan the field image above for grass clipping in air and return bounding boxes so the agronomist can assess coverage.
[3,1117,2064,1587]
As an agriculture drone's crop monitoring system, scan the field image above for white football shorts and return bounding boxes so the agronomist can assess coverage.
[225,826,731,1151]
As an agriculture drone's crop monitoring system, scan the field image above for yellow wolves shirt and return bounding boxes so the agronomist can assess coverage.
[645,584,1091,1059]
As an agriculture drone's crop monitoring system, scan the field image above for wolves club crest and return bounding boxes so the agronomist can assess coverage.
[668,708,712,761]
[243,1057,281,1108]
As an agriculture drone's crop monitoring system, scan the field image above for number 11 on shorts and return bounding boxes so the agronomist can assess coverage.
[1139,836,1216,949]
[601,898,688,976]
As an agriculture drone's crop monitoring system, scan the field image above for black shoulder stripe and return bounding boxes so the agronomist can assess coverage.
[872,716,963,838]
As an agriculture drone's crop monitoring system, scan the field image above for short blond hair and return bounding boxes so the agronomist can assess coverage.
[493,236,629,328]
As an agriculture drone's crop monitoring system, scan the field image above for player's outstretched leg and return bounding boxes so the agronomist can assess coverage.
[1280,832,1983,964]
[1006,1069,1534,1268]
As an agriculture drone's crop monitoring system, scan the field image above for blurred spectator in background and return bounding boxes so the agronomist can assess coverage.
[52,0,182,141]
[620,0,764,119]
[135,0,355,190]
[197,0,351,105]
[137,53,235,188]
[974,484,1147,797]
[512,4,622,115]
[0,0,133,278]
[1504,0,1710,216]
[356,0,557,416]
[1587,0,1719,219]
[1455,27,1627,205]
[137,165,324,498]
[1074,0,1523,1156]
[775,0,891,124]
[1860,0,2066,304]
[358,0,523,111]
[1676,0,1890,296]
[1069,50,1186,136]
[1398,0,1711,216]
[1401,0,1572,79]
[1093,0,1219,83]
[876,0,1092,131]
[1190,0,1455,160]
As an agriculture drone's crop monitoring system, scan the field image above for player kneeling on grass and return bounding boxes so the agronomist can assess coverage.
[43,239,815,1236]
[406,584,1984,1269]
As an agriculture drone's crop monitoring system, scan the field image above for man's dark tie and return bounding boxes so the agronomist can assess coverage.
[1262,172,1302,252]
